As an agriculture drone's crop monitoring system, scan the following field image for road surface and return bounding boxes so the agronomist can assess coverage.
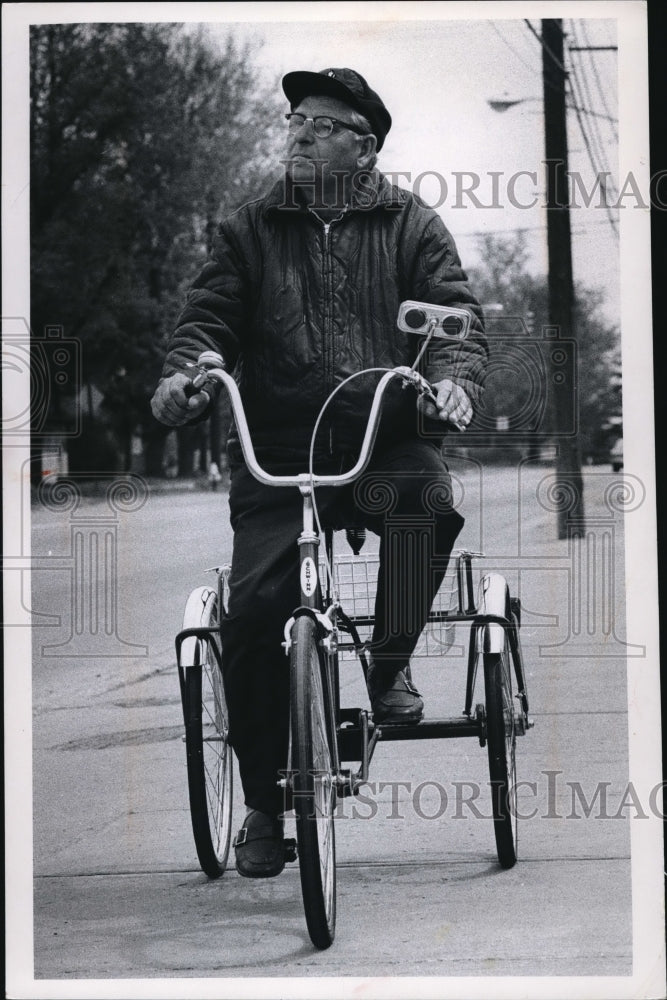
[12,462,662,995]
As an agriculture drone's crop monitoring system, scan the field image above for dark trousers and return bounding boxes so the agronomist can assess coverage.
[220,439,464,816]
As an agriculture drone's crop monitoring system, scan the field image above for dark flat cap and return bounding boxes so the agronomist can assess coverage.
[282,67,392,150]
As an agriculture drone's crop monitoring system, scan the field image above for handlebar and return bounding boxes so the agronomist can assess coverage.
[185,353,456,489]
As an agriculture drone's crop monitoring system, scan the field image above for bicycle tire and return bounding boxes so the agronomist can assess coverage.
[290,615,337,949]
[181,587,233,878]
[483,638,518,869]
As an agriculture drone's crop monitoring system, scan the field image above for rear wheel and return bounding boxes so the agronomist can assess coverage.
[180,587,234,878]
[290,615,337,949]
[483,636,517,869]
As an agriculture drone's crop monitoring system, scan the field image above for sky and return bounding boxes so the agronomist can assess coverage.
[4,2,644,330]
[200,9,622,322]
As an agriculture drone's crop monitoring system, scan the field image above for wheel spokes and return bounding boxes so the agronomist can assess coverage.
[309,667,335,916]
[200,641,232,859]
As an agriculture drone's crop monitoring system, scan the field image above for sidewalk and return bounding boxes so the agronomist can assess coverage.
[24,463,663,996]
[30,471,231,502]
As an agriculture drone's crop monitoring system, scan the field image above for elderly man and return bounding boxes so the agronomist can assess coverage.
[151,68,487,878]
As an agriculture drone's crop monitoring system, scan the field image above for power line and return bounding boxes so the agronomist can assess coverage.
[523,17,615,126]
[566,105,617,124]
[565,78,619,237]
[525,17,618,240]
[524,18,567,73]
[579,20,618,142]
[601,20,619,51]
[568,21,615,162]
[566,87,618,233]
[523,18,571,98]
[488,21,539,77]
[568,63,617,201]
[454,219,621,238]
[522,16,619,133]
[567,22,616,196]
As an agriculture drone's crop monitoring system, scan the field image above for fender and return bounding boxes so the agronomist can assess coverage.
[476,572,511,654]
[179,586,217,668]
[282,605,334,655]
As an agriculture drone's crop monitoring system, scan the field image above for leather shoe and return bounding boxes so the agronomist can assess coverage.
[367,663,424,724]
[234,809,285,878]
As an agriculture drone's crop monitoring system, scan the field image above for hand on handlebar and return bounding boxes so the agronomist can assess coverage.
[417,378,473,431]
[150,371,212,427]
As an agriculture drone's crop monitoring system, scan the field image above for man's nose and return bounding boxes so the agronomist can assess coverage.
[292,123,315,144]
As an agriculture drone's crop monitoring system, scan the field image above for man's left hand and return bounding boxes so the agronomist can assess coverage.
[418,378,473,429]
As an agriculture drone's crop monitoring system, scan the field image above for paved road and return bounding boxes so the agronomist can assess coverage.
[19,463,661,994]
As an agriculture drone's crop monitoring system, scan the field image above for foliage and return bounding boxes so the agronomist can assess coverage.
[30,22,284,470]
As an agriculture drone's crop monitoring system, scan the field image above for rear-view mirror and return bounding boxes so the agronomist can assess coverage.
[397,300,471,340]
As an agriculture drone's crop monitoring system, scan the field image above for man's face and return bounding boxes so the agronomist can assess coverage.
[285,94,367,202]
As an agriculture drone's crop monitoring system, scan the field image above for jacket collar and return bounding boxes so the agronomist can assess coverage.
[264,170,404,216]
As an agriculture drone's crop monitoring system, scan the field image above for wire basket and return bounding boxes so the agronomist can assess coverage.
[323,553,457,658]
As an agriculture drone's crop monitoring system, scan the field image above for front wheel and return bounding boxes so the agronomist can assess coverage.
[483,638,517,869]
[180,586,234,878]
[290,615,337,949]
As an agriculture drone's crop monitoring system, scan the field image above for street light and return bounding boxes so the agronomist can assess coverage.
[487,96,541,113]
[488,95,617,122]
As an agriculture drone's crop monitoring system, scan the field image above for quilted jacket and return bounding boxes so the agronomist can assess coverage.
[163,172,488,468]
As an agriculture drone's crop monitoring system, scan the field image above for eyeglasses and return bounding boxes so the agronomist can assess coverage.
[285,113,369,139]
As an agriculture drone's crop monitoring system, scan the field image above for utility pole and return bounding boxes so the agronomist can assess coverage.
[542,18,584,538]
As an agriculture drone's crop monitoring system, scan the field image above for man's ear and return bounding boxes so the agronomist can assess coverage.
[356,133,378,170]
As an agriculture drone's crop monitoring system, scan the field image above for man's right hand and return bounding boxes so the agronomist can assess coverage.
[150,372,211,426]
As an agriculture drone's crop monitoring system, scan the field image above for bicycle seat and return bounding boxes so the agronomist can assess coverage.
[325,503,367,555]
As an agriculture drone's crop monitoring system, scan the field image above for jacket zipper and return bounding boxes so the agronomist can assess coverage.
[319,214,345,456]
[322,219,334,384]
[322,220,333,454]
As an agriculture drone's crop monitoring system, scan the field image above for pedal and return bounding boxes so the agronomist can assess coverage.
[284,838,298,863]
[475,703,487,747]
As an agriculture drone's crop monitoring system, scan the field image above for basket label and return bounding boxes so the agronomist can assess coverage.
[300,556,318,598]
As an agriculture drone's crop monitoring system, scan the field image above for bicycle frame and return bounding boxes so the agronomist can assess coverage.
[174,340,535,950]
[184,353,532,794]
[332,549,531,791]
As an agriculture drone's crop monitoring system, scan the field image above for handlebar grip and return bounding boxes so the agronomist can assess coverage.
[184,372,208,399]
